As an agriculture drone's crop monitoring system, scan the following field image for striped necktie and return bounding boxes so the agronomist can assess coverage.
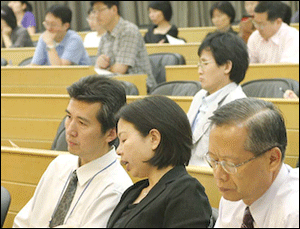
[49,170,78,228]
[241,206,254,228]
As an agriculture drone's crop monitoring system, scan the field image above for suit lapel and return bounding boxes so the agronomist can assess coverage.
[192,87,235,143]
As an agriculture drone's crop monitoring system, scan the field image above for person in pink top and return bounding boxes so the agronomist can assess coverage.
[247,2,299,64]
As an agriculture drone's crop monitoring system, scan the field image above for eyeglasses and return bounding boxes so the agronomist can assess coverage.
[252,20,273,30]
[91,7,108,15]
[86,16,96,23]
[197,60,214,70]
[205,146,277,174]
[42,21,61,29]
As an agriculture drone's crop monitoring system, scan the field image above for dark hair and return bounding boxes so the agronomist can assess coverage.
[67,75,126,145]
[210,1,236,24]
[209,98,287,161]
[198,32,249,84]
[254,2,285,22]
[1,5,17,30]
[90,1,120,15]
[20,1,33,12]
[148,1,173,21]
[117,95,192,169]
[46,5,72,24]
[280,2,292,25]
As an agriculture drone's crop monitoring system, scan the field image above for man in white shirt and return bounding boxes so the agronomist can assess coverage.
[187,32,248,166]
[83,7,106,48]
[13,75,133,228]
[248,2,299,64]
[206,98,299,228]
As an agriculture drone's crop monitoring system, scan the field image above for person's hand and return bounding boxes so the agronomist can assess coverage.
[2,26,12,36]
[283,89,298,99]
[158,39,166,44]
[96,54,110,69]
[42,30,57,46]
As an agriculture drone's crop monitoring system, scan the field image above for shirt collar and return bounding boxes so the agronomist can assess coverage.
[76,146,117,186]
[109,17,124,38]
[56,30,71,47]
[269,22,287,46]
[202,82,237,104]
[249,164,289,227]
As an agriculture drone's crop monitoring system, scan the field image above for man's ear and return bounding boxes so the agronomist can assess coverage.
[106,128,117,143]
[149,129,161,151]
[224,60,233,75]
[268,147,282,172]
[63,22,70,31]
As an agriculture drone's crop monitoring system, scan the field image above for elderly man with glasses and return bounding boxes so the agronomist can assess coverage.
[208,97,299,228]
[30,5,90,66]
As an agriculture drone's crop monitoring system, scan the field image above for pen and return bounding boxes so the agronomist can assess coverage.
[279,87,286,93]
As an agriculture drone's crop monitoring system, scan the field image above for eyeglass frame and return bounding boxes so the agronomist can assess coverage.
[205,145,278,174]
[252,19,276,30]
[197,60,214,70]
[91,7,108,15]
[42,21,62,29]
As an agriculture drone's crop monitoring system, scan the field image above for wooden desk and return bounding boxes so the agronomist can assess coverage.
[1,42,200,66]
[1,66,147,95]
[165,63,300,83]
[1,146,219,228]
[30,23,299,43]
[2,93,298,167]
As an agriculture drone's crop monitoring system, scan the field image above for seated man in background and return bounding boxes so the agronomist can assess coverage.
[208,98,299,228]
[83,7,106,48]
[187,32,248,166]
[92,1,156,93]
[13,75,133,228]
[30,5,91,66]
[248,1,299,64]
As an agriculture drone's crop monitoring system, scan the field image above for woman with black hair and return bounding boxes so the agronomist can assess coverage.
[1,5,33,48]
[8,1,36,35]
[144,1,178,44]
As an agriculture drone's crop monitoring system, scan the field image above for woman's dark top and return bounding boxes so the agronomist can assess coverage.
[107,165,212,228]
[144,24,178,43]
[1,26,33,48]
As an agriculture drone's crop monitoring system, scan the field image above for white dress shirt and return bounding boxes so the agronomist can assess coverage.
[13,147,133,228]
[215,164,299,228]
[248,22,299,64]
[83,31,103,48]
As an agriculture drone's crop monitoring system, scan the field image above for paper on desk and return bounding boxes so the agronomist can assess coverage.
[166,34,186,44]
[9,140,19,148]
[94,67,115,76]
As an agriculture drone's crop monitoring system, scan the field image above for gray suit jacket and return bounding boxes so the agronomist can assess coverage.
[187,83,246,166]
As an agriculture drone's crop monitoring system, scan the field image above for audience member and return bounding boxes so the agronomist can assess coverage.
[1,5,33,48]
[92,1,156,93]
[144,1,178,44]
[210,1,238,35]
[13,75,133,228]
[207,98,299,228]
[83,7,106,48]
[248,1,299,64]
[107,95,212,228]
[187,32,248,166]
[239,1,259,43]
[30,5,91,66]
[8,1,36,35]
[283,89,299,99]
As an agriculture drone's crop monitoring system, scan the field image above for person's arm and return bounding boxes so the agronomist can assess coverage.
[1,26,13,48]
[27,26,36,36]
[42,31,72,65]
[164,178,212,227]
